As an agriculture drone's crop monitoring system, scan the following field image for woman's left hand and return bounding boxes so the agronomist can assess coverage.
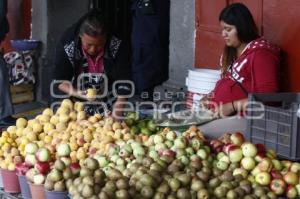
[213,102,235,118]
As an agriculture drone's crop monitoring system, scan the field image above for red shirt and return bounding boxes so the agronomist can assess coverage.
[212,37,280,105]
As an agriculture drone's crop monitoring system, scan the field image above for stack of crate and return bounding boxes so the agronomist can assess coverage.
[10,84,34,105]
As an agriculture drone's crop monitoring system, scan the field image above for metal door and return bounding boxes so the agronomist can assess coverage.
[89,0,132,40]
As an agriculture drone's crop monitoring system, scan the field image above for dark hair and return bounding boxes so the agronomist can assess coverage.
[79,9,108,37]
[219,3,259,73]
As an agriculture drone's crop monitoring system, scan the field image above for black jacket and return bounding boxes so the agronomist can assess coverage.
[53,12,132,97]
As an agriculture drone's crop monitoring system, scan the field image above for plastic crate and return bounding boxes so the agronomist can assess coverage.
[246,93,300,161]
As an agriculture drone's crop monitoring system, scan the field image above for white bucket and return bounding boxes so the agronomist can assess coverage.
[185,69,221,110]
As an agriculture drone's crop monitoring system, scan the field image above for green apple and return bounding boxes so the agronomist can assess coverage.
[228,146,243,163]
[272,159,283,171]
[216,161,229,171]
[241,142,257,157]
[255,172,271,186]
[233,168,248,179]
[241,157,256,170]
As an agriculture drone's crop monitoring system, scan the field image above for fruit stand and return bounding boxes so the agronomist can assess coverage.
[0,99,300,199]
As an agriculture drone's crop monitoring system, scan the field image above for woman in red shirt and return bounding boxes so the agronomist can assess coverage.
[199,3,280,139]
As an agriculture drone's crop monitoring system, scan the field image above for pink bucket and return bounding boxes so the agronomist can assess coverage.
[1,169,21,193]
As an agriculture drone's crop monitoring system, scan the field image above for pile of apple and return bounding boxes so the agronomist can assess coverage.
[0,99,150,168]
[0,126,23,170]
[67,157,121,199]
[24,144,52,185]
[209,132,300,198]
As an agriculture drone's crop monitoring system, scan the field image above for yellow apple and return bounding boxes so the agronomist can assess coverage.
[86,88,97,100]
[56,107,69,115]
[43,108,54,116]
[39,114,51,123]
[56,122,67,131]
[77,111,86,121]
[27,131,38,142]
[43,123,55,133]
[16,118,28,128]
[50,115,59,125]
[59,114,70,123]
[74,102,84,112]
[61,99,73,110]
[32,122,43,133]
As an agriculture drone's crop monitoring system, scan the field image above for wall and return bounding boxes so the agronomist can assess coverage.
[31,0,89,102]
[166,0,195,89]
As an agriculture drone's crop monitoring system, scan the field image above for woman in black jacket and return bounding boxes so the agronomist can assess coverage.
[52,10,132,117]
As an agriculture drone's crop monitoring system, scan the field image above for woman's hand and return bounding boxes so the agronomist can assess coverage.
[213,102,235,118]
[213,98,248,118]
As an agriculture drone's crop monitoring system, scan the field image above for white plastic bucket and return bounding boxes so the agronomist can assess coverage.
[185,69,220,110]
[186,77,217,91]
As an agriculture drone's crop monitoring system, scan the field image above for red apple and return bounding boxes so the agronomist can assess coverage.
[228,146,243,163]
[56,143,71,157]
[258,158,273,172]
[255,143,266,154]
[16,162,31,176]
[241,142,257,157]
[89,147,98,156]
[35,148,51,162]
[25,143,39,154]
[271,169,283,179]
[241,157,256,170]
[210,139,223,150]
[283,172,299,185]
[215,146,223,153]
[223,143,237,154]
[13,156,23,165]
[230,132,245,146]
[255,172,271,186]
[270,179,286,195]
[70,162,80,175]
[286,185,298,198]
[254,152,266,162]
[163,149,176,157]
[35,162,50,174]
[25,154,37,167]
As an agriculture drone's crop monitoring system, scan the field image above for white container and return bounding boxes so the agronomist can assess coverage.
[186,77,217,91]
[185,69,221,110]
[188,69,221,79]
[187,69,220,88]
